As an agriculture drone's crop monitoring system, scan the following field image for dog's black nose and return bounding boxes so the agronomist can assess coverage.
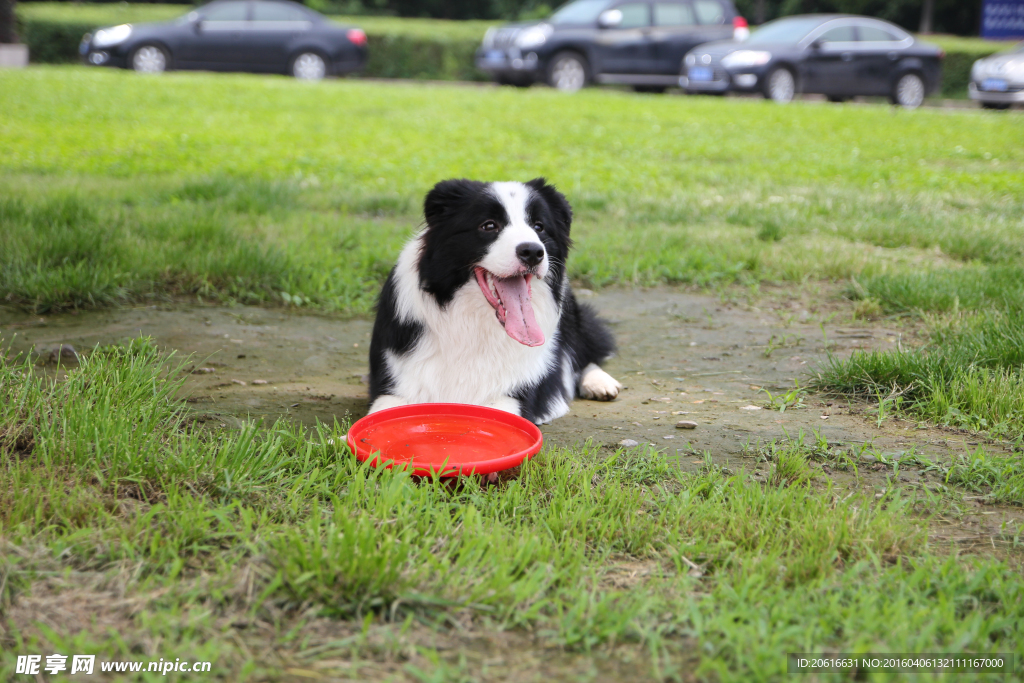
[516,242,545,267]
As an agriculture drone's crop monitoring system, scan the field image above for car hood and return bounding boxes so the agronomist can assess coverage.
[977,53,1024,72]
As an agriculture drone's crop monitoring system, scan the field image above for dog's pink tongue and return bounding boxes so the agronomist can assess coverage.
[494,276,544,347]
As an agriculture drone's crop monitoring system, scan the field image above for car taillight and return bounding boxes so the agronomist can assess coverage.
[347,28,367,47]
[733,16,750,41]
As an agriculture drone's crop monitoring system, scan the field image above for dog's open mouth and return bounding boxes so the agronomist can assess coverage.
[474,267,545,347]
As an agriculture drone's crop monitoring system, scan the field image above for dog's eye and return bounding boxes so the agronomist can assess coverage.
[533,222,544,233]
[480,220,498,232]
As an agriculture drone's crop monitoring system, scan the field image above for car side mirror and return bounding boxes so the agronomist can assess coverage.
[598,9,623,29]
[810,38,823,50]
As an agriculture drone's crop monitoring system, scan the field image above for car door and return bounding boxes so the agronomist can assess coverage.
[593,3,655,74]
[851,22,911,95]
[802,23,858,95]
[248,0,314,72]
[188,0,252,69]
[649,2,701,74]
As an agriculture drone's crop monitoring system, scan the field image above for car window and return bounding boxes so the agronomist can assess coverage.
[818,26,856,42]
[252,1,308,21]
[654,3,695,26]
[550,0,610,25]
[202,1,249,21]
[693,0,725,24]
[747,16,822,45]
[614,3,650,29]
[858,25,901,42]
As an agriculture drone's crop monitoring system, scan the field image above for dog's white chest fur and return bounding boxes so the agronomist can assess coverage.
[382,236,564,411]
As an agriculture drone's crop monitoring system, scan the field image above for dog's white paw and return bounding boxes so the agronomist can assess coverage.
[369,395,410,413]
[578,364,623,401]
[486,396,522,416]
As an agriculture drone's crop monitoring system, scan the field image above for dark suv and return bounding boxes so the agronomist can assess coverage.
[476,0,744,92]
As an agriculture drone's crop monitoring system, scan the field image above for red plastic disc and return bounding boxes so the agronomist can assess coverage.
[346,403,543,477]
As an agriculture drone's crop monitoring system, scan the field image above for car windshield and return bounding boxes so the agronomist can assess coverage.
[746,16,824,45]
[550,0,610,25]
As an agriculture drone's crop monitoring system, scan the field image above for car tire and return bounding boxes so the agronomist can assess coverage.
[130,44,169,74]
[981,102,1011,110]
[826,95,849,103]
[291,51,328,81]
[763,66,795,104]
[548,51,588,93]
[892,72,925,109]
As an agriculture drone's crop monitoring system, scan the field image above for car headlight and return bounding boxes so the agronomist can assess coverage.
[92,24,132,48]
[515,24,552,49]
[971,60,986,80]
[482,27,496,48]
[721,50,771,69]
[684,53,696,66]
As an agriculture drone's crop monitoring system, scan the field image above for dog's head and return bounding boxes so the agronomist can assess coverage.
[418,178,573,347]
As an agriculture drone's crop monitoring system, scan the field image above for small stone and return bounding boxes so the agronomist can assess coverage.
[252,379,268,385]
[193,367,215,374]
[676,420,698,429]
[619,439,639,447]
[231,379,247,386]
[663,435,675,439]
[739,405,762,411]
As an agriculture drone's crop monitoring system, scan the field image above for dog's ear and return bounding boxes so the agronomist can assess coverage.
[526,177,573,232]
[424,179,482,227]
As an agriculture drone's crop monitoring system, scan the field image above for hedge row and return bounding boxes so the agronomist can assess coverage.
[17,16,489,80]
[14,11,1002,94]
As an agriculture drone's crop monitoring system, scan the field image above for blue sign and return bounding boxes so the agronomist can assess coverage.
[982,0,1024,39]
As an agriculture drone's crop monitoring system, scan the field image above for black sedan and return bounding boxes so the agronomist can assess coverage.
[80,0,367,80]
[682,14,943,108]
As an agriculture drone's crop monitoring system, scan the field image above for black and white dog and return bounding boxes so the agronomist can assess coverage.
[367,178,622,424]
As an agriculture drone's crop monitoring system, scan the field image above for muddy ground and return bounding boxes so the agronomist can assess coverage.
[2,286,1021,550]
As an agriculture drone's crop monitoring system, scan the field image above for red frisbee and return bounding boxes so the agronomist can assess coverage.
[346,403,543,477]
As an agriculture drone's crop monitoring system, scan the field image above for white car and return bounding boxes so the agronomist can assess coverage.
[969,41,1024,110]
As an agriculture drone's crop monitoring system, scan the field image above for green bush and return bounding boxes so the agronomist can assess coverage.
[16,3,490,80]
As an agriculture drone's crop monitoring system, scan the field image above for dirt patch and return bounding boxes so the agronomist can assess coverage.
[2,286,1021,543]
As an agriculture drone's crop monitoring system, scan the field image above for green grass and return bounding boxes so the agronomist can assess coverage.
[1,340,1022,680]
[1,66,1021,314]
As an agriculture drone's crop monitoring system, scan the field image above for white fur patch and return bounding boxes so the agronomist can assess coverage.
[578,363,623,401]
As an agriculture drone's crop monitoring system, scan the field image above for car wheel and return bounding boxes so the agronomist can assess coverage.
[826,95,849,103]
[764,67,795,104]
[548,51,588,93]
[291,51,327,81]
[131,45,168,74]
[892,72,925,109]
[981,102,1011,110]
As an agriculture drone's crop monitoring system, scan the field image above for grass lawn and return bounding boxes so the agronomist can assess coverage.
[1,66,1024,680]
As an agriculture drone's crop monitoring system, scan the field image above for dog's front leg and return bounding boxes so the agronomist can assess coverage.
[368,395,411,414]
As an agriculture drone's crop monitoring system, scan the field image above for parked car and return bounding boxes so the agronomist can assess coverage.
[969,41,1024,109]
[683,14,943,108]
[80,0,367,80]
[476,0,748,92]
